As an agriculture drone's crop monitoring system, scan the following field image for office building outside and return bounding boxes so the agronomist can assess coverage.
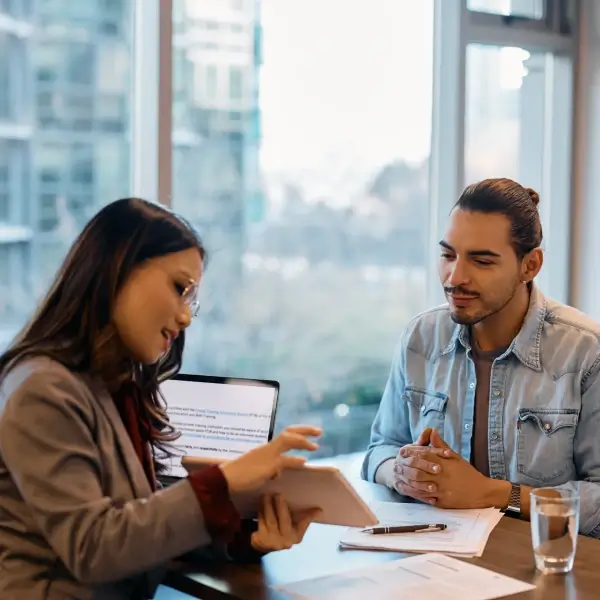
[0,0,263,347]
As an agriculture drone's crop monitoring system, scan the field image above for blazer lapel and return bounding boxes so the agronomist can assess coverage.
[86,375,152,499]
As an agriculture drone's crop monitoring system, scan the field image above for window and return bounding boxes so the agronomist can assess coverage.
[467,0,544,19]
[0,34,10,120]
[39,193,59,231]
[67,43,95,86]
[172,0,434,457]
[96,94,126,132]
[0,0,132,342]
[228,66,243,101]
[0,0,578,454]
[205,65,217,102]
[0,141,9,221]
[98,46,129,95]
[465,45,537,184]
[36,43,62,83]
[1,0,33,18]
[70,144,94,185]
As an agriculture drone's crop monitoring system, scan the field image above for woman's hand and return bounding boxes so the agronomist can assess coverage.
[219,425,321,494]
[251,494,321,553]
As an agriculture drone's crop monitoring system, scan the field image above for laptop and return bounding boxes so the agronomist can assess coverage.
[157,373,279,484]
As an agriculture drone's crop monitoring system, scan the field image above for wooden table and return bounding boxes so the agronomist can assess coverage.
[165,462,600,599]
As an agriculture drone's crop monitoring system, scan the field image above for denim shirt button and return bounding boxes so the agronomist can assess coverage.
[420,405,426,412]
[491,432,499,441]
[492,389,501,397]
[544,423,551,431]
[469,382,475,389]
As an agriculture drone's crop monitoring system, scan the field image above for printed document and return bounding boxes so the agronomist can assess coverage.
[339,501,503,557]
[273,553,535,600]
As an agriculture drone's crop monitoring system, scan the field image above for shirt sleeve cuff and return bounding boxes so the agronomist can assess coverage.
[361,445,399,482]
[226,519,266,563]
[188,465,241,543]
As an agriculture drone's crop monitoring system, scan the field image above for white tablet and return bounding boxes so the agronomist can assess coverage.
[182,457,378,528]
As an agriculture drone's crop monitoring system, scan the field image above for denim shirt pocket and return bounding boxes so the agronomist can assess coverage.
[516,408,578,484]
[403,386,449,438]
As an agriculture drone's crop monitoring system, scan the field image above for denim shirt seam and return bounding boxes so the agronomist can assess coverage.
[581,354,600,390]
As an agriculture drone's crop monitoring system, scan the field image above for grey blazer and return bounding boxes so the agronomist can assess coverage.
[0,356,212,600]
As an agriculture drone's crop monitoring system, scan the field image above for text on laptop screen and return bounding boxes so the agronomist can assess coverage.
[160,377,277,477]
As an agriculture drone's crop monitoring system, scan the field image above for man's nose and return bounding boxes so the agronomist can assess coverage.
[447,259,470,287]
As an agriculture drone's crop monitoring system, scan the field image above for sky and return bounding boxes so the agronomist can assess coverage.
[258,0,434,174]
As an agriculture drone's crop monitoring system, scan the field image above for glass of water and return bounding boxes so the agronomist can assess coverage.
[530,488,580,575]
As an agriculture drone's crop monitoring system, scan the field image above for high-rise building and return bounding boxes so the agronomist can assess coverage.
[0,1,36,347]
[0,0,263,347]
[31,0,131,274]
[172,0,264,323]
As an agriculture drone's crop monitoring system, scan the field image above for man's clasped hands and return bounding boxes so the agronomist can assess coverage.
[392,427,500,509]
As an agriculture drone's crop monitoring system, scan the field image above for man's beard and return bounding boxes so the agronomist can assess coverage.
[447,282,520,326]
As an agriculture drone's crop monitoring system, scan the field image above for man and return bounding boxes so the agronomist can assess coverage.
[362,178,600,537]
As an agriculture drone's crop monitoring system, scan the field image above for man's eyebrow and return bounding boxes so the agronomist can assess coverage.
[439,240,501,258]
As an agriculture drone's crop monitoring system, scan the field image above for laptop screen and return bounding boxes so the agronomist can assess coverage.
[159,374,279,478]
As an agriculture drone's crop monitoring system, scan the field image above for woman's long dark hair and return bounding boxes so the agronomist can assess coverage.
[0,198,206,462]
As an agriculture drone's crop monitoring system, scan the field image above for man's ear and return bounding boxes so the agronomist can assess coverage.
[522,247,543,282]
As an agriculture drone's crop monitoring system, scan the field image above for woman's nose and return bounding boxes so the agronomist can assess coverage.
[176,306,192,329]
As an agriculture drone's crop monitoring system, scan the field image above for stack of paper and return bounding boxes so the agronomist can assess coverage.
[273,553,534,600]
[339,501,503,557]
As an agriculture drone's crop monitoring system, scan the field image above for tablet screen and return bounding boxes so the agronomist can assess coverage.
[159,375,279,478]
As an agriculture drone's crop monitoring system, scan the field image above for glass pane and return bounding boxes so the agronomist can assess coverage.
[465,44,547,187]
[468,0,545,19]
[0,1,132,347]
[172,0,434,458]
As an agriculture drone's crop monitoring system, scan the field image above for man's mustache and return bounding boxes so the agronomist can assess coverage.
[444,286,479,297]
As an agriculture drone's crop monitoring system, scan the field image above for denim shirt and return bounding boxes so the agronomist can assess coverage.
[362,285,600,537]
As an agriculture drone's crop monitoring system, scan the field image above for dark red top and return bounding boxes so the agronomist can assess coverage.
[113,383,262,561]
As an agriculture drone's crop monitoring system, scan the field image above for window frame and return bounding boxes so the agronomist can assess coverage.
[130,0,172,204]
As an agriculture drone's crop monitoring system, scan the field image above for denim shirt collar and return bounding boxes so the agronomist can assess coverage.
[442,283,546,371]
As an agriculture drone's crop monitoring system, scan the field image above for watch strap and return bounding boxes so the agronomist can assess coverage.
[506,482,521,514]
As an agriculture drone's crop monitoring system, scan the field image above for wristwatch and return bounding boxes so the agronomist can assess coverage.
[505,482,521,515]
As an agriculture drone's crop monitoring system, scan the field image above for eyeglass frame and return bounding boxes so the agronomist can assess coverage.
[181,280,200,317]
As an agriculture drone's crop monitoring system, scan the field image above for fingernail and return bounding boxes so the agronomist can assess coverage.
[432,465,440,472]
[428,484,434,491]
[443,449,451,456]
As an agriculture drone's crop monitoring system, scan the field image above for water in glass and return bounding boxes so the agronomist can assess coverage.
[531,491,579,575]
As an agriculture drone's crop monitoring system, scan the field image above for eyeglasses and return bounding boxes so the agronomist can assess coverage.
[181,280,200,317]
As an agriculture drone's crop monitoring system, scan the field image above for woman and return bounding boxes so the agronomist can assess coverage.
[0,199,322,600]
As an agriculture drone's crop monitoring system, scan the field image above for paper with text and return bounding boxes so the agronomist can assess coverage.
[339,501,503,557]
[273,553,534,600]
[160,379,276,477]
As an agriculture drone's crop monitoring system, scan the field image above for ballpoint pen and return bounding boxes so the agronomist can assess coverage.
[360,523,448,535]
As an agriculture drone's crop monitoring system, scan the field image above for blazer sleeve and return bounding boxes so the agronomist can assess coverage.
[0,366,215,585]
